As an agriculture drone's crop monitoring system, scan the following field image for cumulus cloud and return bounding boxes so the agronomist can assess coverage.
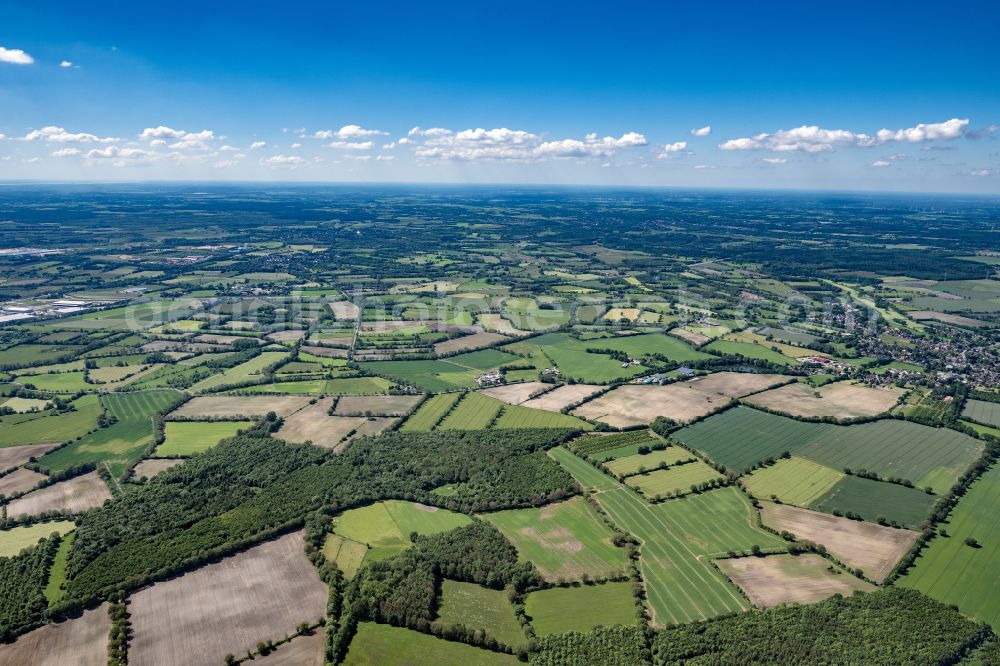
[869,160,891,168]
[313,124,386,140]
[762,157,787,164]
[24,126,118,143]
[212,160,239,169]
[50,147,80,157]
[690,126,712,137]
[249,141,267,150]
[262,154,305,168]
[327,140,374,150]
[86,146,152,160]
[60,60,73,68]
[0,47,33,65]
[719,125,874,153]
[967,168,992,177]
[169,130,215,150]
[140,126,186,140]
[291,143,301,149]
[656,141,688,159]
[412,127,646,161]
[376,154,395,161]
[876,118,968,143]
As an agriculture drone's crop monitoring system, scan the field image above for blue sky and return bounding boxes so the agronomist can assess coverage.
[1,0,998,192]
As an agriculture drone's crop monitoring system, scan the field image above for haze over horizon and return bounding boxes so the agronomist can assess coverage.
[1,0,998,194]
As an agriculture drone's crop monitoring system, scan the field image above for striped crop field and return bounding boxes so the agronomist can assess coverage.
[550,447,785,625]
[624,461,724,498]
[742,457,844,506]
[399,393,460,432]
[437,392,504,430]
[492,403,594,430]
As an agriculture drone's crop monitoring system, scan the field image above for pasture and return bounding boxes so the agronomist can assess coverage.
[573,384,732,427]
[745,381,903,419]
[760,502,918,582]
[483,496,628,581]
[399,393,461,432]
[156,420,251,456]
[492,403,594,430]
[0,604,110,666]
[603,447,694,477]
[810,475,937,529]
[333,501,472,563]
[717,554,873,608]
[901,464,1000,627]
[6,471,111,518]
[704,339,798,365]
[322,534,369,579]
[742,457,844,506]
[188,350,289,393]
[128,531,328,666]
[624,461,725,498]
[0,394,101,447]
[0,520,75,557]
[524,582,637,636]
[436,580,525,647]
[362,349,519,392]
[343,622,518,665]
[551,448,785,625]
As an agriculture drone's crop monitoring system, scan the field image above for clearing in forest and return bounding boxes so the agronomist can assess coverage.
[436,580,525,647]
[524,582,637,636]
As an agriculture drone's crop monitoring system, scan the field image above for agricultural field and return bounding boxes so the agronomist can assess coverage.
[276,398,365,448]
[480,381,550,405]
[0,467,47,496]
[155,420,252,456]
[398,392,461,432]
[343,622,519,665]
[483,496,628,581]
[436,580,525,647]
[519,384,604,412]
[573,384,732,427]
[717,554,874,608]
[322,534,369,579]
[333,394,423,416]
[524,582,637,636]
[742,457,844,505]
[0,394,102,447]
[0,520,74,557]
[0,604,110,666]
[128,531,328,666]
[492,403,594,430]
[760,502,918,582]
[168,395,311,419]
[624,461,725,498]
[603,446,694,477]
[810,475,937,529]
[332,500,472,564]
[437,392,505,430]
[901,464,1000,627]
[130,458,183,481]
[5,471,111,518]
[252,630,324,666]
[745,381,904,419]
[962,399,1000,427]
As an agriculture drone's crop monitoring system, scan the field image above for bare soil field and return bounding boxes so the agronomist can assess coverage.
[760,502,918,582]
[434,331,508,355]
[6,471,111,518]
[266,330,308,342]
[359,319,424,332]
[339,418,399,449]
[128,531,328,666]
[573,384,731,427]
[480,382,550,405]
[521,384,604,412]
[328,300,360,320]
[0,467,47,496]
[670,328,710,346]
[683,371,791,398]
[0,603,110,666]
[131,458,184,481]
[254,630,324,665]
[0,443,60,469]
[717,553,874,608]
[478,313,530,336]
[277,398,366,448]
[333,394,423,416]
[300,345,349,358]
[745,381,903,419]
[169,395,311,419]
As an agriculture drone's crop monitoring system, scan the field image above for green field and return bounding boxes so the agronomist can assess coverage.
[810,475,937,529]
[343,622,518,665]
[624,461,724,498]
[674,407,982,490]
[155,420,252,456]
[333,500,472,563]
[901,464,1000,627]
[0,394,102,447]
[524,582,637,636]
[436,580,525,647]
[0,520,74,557]
[603,447,694,477]
[362,349,519,392]
[437,392,504,430]
[322,533,369,578]
[570,430,660,458]
[237,376,393,395]
[962,399,1000,428]
[39,390,182,478]
[502,333,658,383]
[43,531,75,604]
[551,447,785,625]
[742,457,844,505]
[18,370,91,393]
[0,343,84,367]
[483,496,627,581]
[189,351,289,392]
[493,403,594,430]
[399,393,460,432]
[704,340,798,365]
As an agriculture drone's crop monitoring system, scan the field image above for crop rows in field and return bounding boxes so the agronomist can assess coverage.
[624,461,725,498]
[437,392,505,430]
[399,393,461,432]
[571,430,660,458]
[550,447,785,625]
[962,399,1000,428]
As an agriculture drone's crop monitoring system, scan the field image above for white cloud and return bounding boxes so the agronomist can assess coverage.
[382,142,396,149]
[413,128,646,161]
[212,160,239,169]
[693,164,715,170]
[719,125,874,153]
[314,124,386,140]
[86,146,152,159]
[345,154,372,161]
[967,168,992,177]
[169,130,215,150]
[967,124,998,140]
[762,157,787,164]
[376,155,395,161]
[397,137,412,145]
[24,126,118,143]
[291,143,301,149]
[656,141,688,158]
[869,160,891,168]
[690,126,712,137]
[262,154,305,168]
[0,47,33,65]
[60,60,73,68]
[50,147,80,157]
[249,141,267,150]
[0,133,6,141]
[327,140,374,150]
[876,118,968,143]
[140,126,186,140]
